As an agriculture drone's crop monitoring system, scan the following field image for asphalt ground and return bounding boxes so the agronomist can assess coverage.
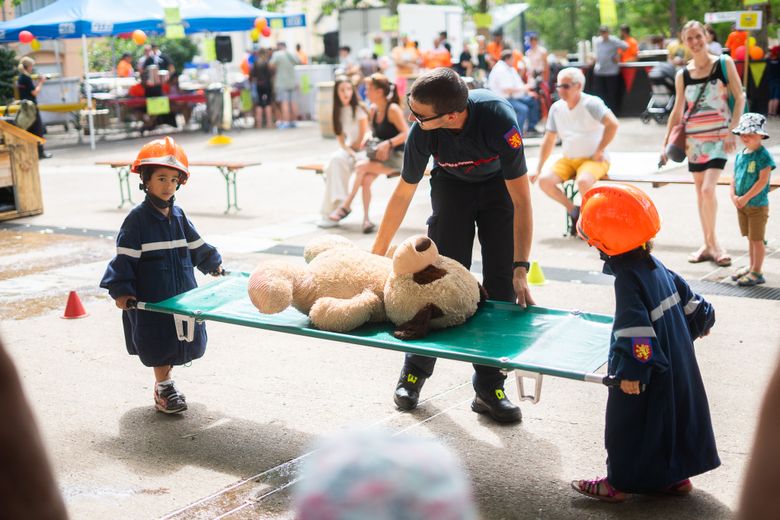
[1,117,779,519]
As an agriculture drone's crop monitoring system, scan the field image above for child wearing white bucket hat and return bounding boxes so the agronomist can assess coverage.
[730,113,775,286]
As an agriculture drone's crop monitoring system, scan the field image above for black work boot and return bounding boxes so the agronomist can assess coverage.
[393,369,426,411]
[471,386,522,423]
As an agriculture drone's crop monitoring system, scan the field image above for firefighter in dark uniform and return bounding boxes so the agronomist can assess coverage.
[371,67,534,424]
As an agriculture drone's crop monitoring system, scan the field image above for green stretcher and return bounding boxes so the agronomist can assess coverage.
[137,273,614,403]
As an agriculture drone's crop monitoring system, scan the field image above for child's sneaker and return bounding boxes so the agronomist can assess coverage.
[154,380,187,414]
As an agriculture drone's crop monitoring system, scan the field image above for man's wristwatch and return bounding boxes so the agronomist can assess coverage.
[512,261,530,271]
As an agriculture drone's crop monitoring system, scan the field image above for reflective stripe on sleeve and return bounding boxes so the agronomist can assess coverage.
[141,239,188,252]
[613,326,657,339]
[187,238,205,249]
[116,246,142,258]
[683,298,701,315]
[649,292,681,322]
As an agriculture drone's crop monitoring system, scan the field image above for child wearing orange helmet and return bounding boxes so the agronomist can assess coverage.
[100,137,223,414]
[572,184,719,502]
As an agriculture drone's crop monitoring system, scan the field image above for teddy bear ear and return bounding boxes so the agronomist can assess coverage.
[393,303,444,340]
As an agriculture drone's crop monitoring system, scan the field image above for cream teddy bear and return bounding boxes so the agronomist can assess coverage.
[385,235,485,339]
[248,235,392,332]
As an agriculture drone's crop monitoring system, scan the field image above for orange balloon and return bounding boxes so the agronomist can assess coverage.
[240,57,250,76]
[254,17,267,31]
[132,29,147,45]
[749,46,764,60]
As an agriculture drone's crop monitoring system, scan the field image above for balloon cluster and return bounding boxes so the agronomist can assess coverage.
[18,31,41,50]
[734,44,764,61]
[254,17,271,38]
[132,29,147,45]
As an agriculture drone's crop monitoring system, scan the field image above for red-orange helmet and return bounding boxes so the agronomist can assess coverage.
[577,184,661,256]
[131,136,190,185]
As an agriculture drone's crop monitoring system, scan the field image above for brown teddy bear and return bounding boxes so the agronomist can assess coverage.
[247,234,391,332]
[385,235,486,339]
[247,234,484,338]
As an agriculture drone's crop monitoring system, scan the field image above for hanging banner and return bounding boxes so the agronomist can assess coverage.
[704,11,741,24]
[166,24,185,39]
[750,62,766,87]
[300,74,311,95]
[744,0,767,5]
[203,38,216,62]
[473,13,492,29]
[380,15,399,32]
[620,67,637,94]
[599,0,617,27]
[146,96,170,115]
[270,18,284,29]
[164,7,181,25]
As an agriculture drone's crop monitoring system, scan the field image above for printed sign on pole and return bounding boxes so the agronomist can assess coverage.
[737,11,763,30]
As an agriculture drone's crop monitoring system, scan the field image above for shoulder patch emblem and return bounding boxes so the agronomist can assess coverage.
[632,337,653,363]
[503,127,523,149]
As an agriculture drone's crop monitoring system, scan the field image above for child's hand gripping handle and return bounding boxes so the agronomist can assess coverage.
[126,299,138,309]
[209,266,229,277]
[602,375,646,394]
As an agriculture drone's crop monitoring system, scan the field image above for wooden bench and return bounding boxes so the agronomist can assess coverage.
[561,172,780,235]
[96,160,261,213]
[296,163,401,179]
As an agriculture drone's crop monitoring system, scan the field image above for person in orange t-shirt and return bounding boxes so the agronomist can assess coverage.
[117,53,135,78]
[486,31,504,62]
[296,43,309,65]
[725,26,747,57]
[618,25,638,62]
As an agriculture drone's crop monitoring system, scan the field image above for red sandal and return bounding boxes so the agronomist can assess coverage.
[661,478,693,496]
[571,477,627,503]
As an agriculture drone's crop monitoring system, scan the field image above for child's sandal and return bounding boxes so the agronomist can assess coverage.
[737,272,765,287]
[571,477,627,503]
[660,478,693,496]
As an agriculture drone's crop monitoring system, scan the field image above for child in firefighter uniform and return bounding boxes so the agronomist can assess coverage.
[100,137,223,414]
[572,184,719,502]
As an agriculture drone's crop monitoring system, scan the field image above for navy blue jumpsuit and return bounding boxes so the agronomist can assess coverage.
[100,198,222,367]
[401,89,528,392]
[603,252,720,492]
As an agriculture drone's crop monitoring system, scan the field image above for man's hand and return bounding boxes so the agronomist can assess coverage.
[620,380,641,395]
[528,169,540,184]
[512,268,535,308]
[724,135,737,154]
[591,149,605,162]
[115,295,136,310]
[735,195,747,209]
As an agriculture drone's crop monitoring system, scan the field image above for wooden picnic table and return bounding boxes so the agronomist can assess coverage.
[95,159,261,213]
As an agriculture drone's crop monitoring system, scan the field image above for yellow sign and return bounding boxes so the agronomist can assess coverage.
[300,74,311,94]
[737,11,762,30]
[380,15,399,32]
[270,18,284,29]
[744,0,767,5]
[599,0,618,27]
[164,7,181,25]
[146,96,170,116]
[165,24,185,39]
[203,38,216,62]
[473,13,492,29]
[239,89,253,113]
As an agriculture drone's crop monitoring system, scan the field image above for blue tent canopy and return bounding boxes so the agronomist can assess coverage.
[0,0,305,43]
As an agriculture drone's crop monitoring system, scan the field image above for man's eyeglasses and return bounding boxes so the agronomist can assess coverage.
[556,83,575,90]
[407,95,446,123]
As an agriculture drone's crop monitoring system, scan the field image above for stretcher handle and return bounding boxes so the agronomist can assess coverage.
[601,375,646,393]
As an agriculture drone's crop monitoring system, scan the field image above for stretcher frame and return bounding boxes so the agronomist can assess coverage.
[135,273,615,404]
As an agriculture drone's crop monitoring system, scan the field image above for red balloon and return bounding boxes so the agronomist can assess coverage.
[128,83,145,97]
[19,30,34,44]
[261,26,271,38]
[734,45,746,61]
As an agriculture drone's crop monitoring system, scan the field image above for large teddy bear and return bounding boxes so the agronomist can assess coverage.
[247,234,484,338]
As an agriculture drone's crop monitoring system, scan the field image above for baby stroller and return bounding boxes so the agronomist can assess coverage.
[640,62,676,124]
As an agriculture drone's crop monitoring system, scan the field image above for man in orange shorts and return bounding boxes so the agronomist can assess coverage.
[530,67,619,234]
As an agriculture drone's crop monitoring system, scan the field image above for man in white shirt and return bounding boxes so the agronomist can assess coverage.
[488,49,541,137]
[529,67,619,234]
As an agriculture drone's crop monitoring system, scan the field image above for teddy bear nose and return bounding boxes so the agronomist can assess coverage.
[415,237,432,252]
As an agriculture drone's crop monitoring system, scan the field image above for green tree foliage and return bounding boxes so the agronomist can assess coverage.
[90,36,197,74]
[0,47,19,104]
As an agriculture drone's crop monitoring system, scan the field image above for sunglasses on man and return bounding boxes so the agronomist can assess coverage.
[406,94,447,123]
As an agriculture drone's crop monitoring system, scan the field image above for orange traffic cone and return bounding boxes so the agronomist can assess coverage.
[61,291,88,319]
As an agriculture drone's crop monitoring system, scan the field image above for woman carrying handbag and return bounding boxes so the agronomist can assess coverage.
[660,20,745,267]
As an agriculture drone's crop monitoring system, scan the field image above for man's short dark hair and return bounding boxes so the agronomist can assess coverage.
[599,25,609,33]
[409,67,468,115]
[500,49,513,61]
[620,24,630,34]
[339,46,351,53]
